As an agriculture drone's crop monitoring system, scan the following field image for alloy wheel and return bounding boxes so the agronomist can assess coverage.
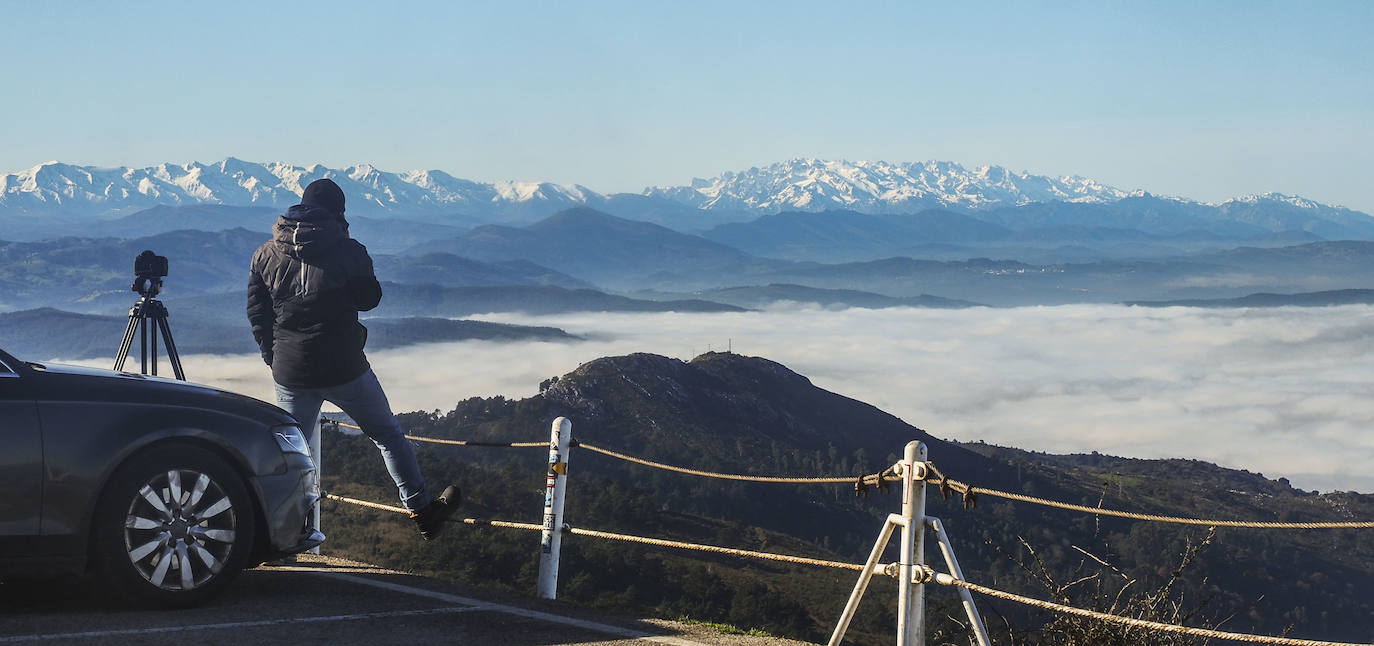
[121,469,238,591]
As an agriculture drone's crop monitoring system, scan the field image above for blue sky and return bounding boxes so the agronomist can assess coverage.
[2,1,1371,211]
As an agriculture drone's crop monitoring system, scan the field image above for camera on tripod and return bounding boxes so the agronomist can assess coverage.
[132,250,169,298]
[116,249,185,380]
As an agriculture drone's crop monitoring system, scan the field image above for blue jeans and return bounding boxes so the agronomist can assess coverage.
[274,369,431,512]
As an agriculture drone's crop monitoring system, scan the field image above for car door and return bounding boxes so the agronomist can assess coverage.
[0,353,42,543]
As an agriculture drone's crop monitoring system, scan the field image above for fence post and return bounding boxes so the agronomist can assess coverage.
[537,417,573,599]
[896,440,928,646]
[310,417,323,555]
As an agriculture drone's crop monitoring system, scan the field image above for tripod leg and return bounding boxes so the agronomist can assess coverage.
[141,314,149,375]
[150,318,158,377]
[114,311,141,372]
[156,317,186,381]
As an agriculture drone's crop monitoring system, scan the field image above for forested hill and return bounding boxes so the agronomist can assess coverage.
[542,352,996,476]
[320,351,1374,645]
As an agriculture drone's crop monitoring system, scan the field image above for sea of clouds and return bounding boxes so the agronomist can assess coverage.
[67,304,1374,494]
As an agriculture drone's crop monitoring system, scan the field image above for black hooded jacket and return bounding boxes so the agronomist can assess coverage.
[247,204,382,388]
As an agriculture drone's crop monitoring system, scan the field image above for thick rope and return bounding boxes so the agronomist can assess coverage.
[324,493,546,531]
[322,493,862,570]
[924,464,1374,530]
[325,493,408,514]
[324,417,883,482]
[408,436,548,448]
[931,571,1373,646]
[576,442,891,485]
[563,526,864,571]
[322,419,546,448]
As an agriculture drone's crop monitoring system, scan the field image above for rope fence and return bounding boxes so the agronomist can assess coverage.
[323,493,546,531]
[563,526,865,571]
[577,442,885,484]
[326,417,896,483]
[326,417,1374,531]
[321,492,863,570]
[321,491,1371,646]
[324,419,547,448]
[318,418,1374,645]
[922,463,1374,530]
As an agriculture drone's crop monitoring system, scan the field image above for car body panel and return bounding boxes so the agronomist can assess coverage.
[256,453,325,554]
[0,355,43,547]
[0,347,323,576]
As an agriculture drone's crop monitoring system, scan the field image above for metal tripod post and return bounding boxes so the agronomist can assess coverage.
[896,441,928,646]
[828,440,928,646]
[537,417,572,599]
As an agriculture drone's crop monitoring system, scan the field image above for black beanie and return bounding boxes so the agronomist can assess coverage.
[301,178,346,216]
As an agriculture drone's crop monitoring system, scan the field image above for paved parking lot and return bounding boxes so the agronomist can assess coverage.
[0,555,811,646]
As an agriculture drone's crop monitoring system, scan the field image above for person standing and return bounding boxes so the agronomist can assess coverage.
[247,178,458,539]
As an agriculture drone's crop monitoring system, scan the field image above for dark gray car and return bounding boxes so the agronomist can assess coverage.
[0,347,323,607]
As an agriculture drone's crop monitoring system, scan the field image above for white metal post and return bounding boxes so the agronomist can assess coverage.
[310,416,322,555]
[537,417,572,599]
[896,441,927,646]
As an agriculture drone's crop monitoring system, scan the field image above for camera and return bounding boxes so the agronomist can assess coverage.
[132,250,169,298]
[134,250,168,279]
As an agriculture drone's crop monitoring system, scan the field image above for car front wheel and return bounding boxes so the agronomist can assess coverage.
[93,444,256,608]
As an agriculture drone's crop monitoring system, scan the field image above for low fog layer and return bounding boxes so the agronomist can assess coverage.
[63,304,1374,494]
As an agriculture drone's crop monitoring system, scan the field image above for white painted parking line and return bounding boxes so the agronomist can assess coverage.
[315,572,709,646]
[0,607,480,643]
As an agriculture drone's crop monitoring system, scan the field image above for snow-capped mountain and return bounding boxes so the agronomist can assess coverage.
[1210,192,1374,238]
[0,159,600,219]
[643,158,1141,213]
[2,158,1367,234]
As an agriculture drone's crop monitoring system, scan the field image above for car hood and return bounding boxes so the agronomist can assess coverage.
[34,361,221,389]
[26,361,292,425]
[33,362,165,380]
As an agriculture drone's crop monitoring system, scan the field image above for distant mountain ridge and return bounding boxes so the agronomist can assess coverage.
[405,207,772,287]
[0,224,731,313]
[645,158,1136,212]
[6,214,1374,312]
[0,158,596,221]
[1126,288,1374,308]
[4,158,1369,229]
[703,199,1374,263]
[0,308,578,360]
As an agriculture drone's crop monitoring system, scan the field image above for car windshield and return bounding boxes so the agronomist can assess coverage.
[0,348,23,375]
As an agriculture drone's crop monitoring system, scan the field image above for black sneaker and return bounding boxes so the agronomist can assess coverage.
[411,485,461,540]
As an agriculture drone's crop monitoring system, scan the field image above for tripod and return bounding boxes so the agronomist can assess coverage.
[113,276,186,380]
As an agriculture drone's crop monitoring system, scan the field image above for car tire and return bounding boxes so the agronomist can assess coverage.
[92,444,256,608]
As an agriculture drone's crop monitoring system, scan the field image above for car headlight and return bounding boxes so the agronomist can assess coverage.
[273,425,311,457]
